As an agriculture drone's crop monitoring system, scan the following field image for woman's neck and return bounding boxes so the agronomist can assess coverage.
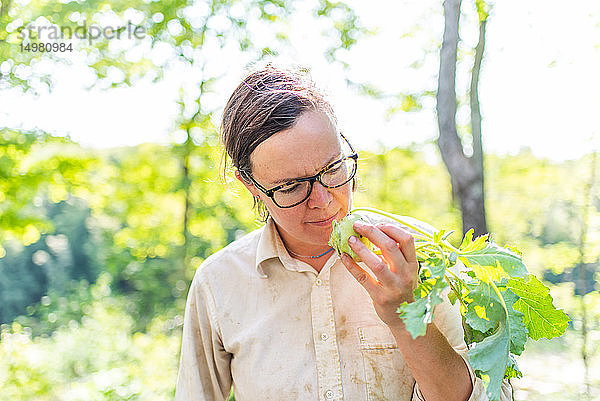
[275,224,330,254]
[275,226,333,272]
[296,252,332,273]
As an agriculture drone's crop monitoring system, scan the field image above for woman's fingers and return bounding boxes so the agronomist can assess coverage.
[341,221,421,327]
[352,221,407,270]
[376,223,418,264]
[350,221,419,289]
[340,253,382,295]
[347,234,397,286]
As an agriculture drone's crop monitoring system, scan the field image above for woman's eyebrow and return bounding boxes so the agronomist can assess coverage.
[270,153,341,185]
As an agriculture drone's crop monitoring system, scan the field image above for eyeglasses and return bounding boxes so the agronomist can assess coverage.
[240,133,358,208]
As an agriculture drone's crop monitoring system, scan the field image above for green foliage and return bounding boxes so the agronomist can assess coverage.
[0,275,180,401]
[475,0,491,22]
[328,213,375,261]
[459,230,528,281]
[15,279,95,338]
[353,146,462,241]
[0,140,597,399]
[0,129,97,252]
[0,196,100,326]
[1,129,256,330]
[507,275,571,340]
[398,279,448,337]
[466,287,527,398]
[315,0,372,65]
[485,151,599,275]
[331,208,570,401]
[0,0,294,93]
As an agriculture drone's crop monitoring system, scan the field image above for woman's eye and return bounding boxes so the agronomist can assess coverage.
[329,164,343,173]
[325,163,343,175]
[279,183,300,194]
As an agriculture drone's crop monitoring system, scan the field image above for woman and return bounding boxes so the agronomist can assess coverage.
[175,65,508,401]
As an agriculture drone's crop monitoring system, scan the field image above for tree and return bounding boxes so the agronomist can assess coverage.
[0,0,295,334]
[575,150,598,399]
[0,129,97,255]
[0,0,292,245]
[315,0,491,236]
[436,0,489,236]
[1,0,375,332]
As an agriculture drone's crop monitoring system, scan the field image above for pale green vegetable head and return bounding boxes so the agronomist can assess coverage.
[328,213,375,262]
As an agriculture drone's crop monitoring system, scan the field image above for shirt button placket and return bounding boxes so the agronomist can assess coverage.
[311,273,343,401]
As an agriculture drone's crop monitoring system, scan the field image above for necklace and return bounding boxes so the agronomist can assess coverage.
[288,247,334,259]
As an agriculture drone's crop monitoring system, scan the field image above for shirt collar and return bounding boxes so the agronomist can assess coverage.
[255,217,280,277]
[255,217,336,277]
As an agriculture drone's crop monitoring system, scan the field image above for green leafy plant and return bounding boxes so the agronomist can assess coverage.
[329,214,377,261]
[329,207,570,401]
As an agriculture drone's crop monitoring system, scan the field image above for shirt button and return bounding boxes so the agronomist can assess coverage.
[315,279,322,286]
[324,389,334,399]
[320,332,329,341]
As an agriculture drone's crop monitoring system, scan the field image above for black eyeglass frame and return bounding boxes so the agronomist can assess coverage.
[240,133,358,208]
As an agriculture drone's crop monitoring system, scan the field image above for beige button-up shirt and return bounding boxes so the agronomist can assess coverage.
[175,216,512,401]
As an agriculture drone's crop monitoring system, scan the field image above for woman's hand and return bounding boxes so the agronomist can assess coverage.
[340,220,419,329]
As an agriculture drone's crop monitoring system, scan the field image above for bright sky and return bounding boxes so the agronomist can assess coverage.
[1,0,599,161]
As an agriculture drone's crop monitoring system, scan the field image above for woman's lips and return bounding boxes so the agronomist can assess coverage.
[307,213,338,227]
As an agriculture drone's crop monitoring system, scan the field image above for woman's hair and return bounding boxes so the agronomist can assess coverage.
[220,64,338,221]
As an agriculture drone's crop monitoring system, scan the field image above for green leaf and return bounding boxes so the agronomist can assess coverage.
[397,279,448,338]
[459,242,528,282]
[507,275,570,340]
[504,355,523,380]
[459,229,489,252]
[448,290,457,306]
[334,207,567,399]
[441,230,455,241]
[504,290,528,356]
[459,229,474,250]
[447,251,457,266]
[464,283,505,333]
[420,257,446,280]
[468,317,510,401]
[466,285,527,400]
[328,213,375,262]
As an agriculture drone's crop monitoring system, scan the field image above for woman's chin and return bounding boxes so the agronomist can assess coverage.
[303,227,333,246]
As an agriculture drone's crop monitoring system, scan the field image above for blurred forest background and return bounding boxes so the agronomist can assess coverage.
[1,0,599,400]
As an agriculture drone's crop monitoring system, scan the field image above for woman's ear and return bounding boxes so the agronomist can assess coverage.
[235,170,261,198]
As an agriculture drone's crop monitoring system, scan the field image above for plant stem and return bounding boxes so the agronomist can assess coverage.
[416,243,432,252]
[351,207,461,254]
[490,279,508,313]
[351,207,430,238]
[415,249,430,261]
[436,242,469,314]
[445,273,468,312]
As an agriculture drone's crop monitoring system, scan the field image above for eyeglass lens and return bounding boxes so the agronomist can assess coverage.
[272,157,356,207]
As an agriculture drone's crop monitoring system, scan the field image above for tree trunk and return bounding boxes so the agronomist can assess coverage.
[468,17,487,236]
[0,0,11,19]
[182,139,192,262]
[577,150,597,398]
[436,0,488,237]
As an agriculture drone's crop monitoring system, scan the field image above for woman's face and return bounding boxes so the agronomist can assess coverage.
[239,110,353,254]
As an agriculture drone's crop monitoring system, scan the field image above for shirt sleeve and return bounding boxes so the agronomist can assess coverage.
[175,269,232,401]
[410,284,513,401]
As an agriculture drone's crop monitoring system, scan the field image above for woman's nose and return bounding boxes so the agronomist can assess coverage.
[306,181,332,208]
